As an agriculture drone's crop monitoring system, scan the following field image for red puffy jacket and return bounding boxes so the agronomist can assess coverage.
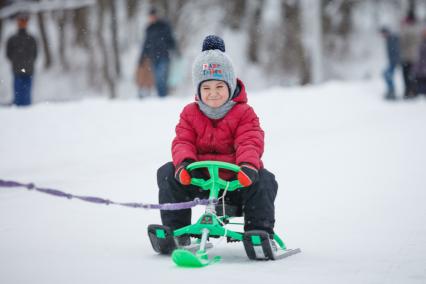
[172,79,264,178]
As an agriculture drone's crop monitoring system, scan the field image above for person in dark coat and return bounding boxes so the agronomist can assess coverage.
[380,27,400,100]
[400,11,422,99]
[138,8,176,98]
[413,28,426,95]
[6,14,37,106]
[157,36,278,243]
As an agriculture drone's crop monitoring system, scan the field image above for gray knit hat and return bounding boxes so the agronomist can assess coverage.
[192,35,237,98]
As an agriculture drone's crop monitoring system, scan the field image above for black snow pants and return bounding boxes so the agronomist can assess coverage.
[157,162,278,234]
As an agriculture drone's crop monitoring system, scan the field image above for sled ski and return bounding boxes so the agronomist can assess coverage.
[148,225,177,254]
[172,249,221,268]
[243,230,301,260]
[148,224,213,255]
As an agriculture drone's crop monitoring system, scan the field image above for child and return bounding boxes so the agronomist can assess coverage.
[157,35,278,242]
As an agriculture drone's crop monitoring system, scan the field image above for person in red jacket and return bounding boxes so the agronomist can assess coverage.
[157,35,278,243]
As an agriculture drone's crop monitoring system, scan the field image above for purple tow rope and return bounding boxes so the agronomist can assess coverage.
[0,179,216,210]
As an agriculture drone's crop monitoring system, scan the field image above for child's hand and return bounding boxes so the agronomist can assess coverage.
[237,163,259,187]
[174,160,195,185]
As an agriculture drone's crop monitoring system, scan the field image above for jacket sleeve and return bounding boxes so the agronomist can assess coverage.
[31,37,37,61]
[171,107,198,166]
[234,106,264,169]
[165,22,176,51]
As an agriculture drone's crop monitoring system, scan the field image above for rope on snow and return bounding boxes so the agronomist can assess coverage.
[0,179,216,210]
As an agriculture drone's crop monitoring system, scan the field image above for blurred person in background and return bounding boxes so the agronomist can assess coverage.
[6,13,37,106]
[138,7,177,98]
[413,27,426,96]
[380,27,400,100]
[400,10,421,99]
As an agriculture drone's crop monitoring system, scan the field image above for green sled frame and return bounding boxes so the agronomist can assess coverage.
[150,161,298,268]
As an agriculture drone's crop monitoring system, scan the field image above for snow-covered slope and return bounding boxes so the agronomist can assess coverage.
[1,80,426,284]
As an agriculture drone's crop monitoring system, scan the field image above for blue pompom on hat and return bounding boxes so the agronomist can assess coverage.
[202,35,225,52]
[192,35,236,98]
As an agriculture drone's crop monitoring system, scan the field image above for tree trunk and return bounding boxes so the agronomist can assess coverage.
[225,0,246,30]
[303,0,323,84]
[322,0,354,55]
[87,8,98,89]
[126,0,139,20]
[337,0,353,39]
[110,0,121,78]
[0,17,3,48]
[321,0,332,35]
[55,10,69,70]
[282,0,310,85]
[247,0,264,63]
[73,7,89,48]
[97,0,116,99]
[37,11,52,69]
[408,0,415,16]
[0,0,4,46]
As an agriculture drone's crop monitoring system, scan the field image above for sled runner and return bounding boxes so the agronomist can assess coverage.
[148,161,301,267]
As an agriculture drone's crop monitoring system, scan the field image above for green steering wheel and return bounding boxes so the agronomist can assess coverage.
[186,161,244,199]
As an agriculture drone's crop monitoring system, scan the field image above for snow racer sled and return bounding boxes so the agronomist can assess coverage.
[148,161,301,268]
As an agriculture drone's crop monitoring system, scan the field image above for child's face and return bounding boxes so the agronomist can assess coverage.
[200,80,229,108]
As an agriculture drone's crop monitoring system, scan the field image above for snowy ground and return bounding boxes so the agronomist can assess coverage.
[1,80,426,284]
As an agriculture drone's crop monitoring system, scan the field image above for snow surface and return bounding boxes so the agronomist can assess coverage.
[1,79,426,284]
